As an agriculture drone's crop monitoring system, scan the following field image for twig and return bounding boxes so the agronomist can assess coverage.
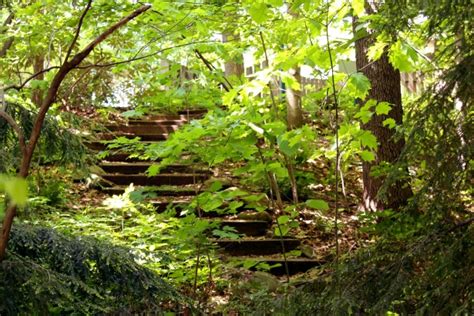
[75,40,220,69]
[194,49,232,92]
[64,0,93,64]
[3,66,61,91]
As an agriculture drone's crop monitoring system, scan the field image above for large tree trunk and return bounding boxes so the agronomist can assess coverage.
[354,13,412,211]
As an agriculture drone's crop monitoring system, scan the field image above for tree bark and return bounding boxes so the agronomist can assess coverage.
[353,11,412,211]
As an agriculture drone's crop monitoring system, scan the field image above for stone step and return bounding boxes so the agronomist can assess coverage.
[85,140,162,151]
[99,162,208,175]
[215,238,300,256]
[218,220,269,237]
[98,133,169,141]
[126,119,187,126]
[98,152,193,162]
[104,124,182,134]
[102,173,208,186]
[234,257,323,275]
[101,186,201,196]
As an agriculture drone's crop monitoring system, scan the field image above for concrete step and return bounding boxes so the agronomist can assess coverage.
[101,186,201,196]
[99,162,208,174]
[102,173,208,186]
[234,257,323,275]
[215,238,300,256]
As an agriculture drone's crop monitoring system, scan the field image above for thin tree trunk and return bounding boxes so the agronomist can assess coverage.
[31,55,45,106]
[353,9,412,211]
[286,66,304,129]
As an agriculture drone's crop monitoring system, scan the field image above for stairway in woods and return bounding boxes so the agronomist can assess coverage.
[89,108,322,276]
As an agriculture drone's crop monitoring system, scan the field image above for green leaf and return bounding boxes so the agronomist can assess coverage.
[281,72,301,90]
[274,225,289,236]
[277,215,290,225]
[2,177,28,206]
[360,150,375,162]
[121,109,144,118]
[355,109,372,124]
[389,40,418,72]
[147,164,161,176]
[367,41,388,61]
[208,181,223,192]
[248,3,270,24]
[202,199,223,212]
[352,0,365,16]
[223,88,239,105]
[375,102,392,115]
[306,199,329,210]
[349,73,371,99]
[359,131,378,149]
[383,118,396,129]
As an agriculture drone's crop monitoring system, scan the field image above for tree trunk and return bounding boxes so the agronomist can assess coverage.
[354,13,412,211]
[285,67,304,129]
[222,33,244,81]
[31,55,45,106]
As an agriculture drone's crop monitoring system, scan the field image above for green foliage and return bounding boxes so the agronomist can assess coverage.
[225,220,473,315]
[0,175,28,208]
[0,101,89,173]
[0,224,188,314]
[26,186,223,287]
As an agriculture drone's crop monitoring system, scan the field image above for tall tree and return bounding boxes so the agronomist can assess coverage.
[353,3,412,211]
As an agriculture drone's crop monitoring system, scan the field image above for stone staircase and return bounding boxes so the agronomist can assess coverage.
[89,109,322,276]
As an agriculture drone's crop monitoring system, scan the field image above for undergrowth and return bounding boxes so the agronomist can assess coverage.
[0,224,190,315]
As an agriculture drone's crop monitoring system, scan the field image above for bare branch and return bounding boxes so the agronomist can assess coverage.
[3,66,61,91]
[0,110,26,155]
[64,0,93,64]
[75,40,220,69]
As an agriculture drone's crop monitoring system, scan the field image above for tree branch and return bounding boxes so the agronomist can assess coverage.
[0,110,26,156]
[3,66,60,91]
[67,4,151,68]
[64,0,93,64]
[75,40,220,69]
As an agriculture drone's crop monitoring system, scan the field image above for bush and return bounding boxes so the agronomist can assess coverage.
[0,224,191,314]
